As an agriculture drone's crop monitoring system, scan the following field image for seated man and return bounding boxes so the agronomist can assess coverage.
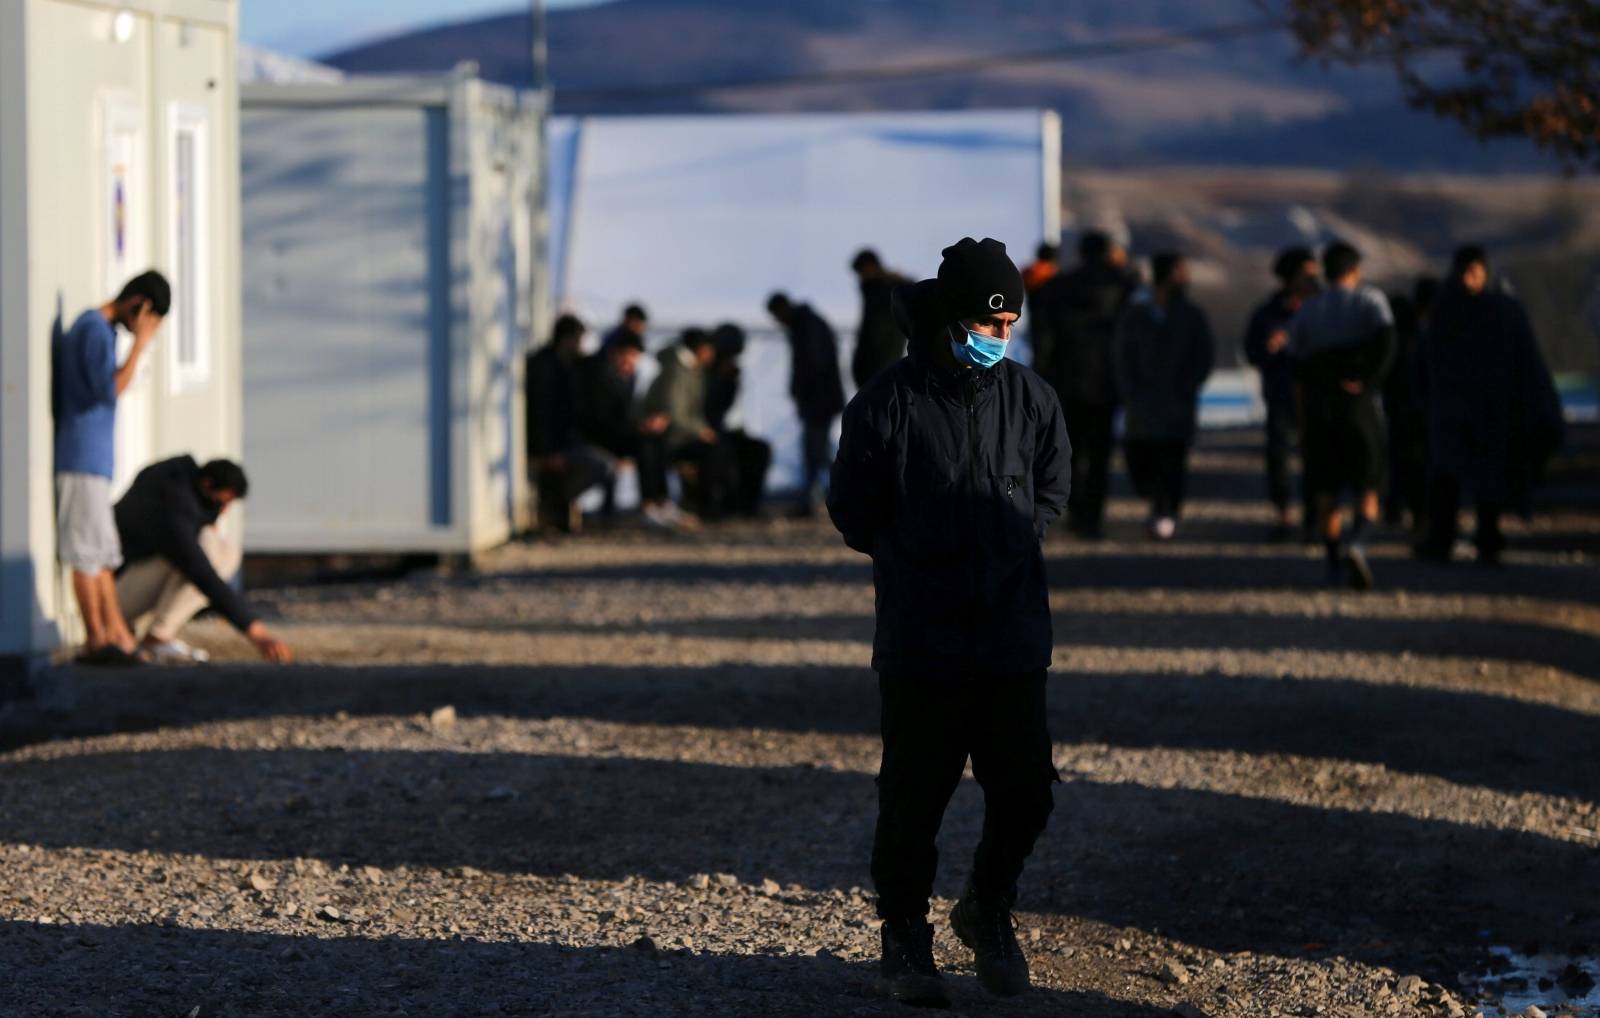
[114,456,292,663]
[638,328,730,528]
[526,313,611,533]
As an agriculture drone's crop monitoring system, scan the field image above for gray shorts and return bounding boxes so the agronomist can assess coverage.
[56,472,123,574]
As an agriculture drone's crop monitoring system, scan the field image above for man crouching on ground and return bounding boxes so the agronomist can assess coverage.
[115,456,293,663]
[828,237,1071,1006]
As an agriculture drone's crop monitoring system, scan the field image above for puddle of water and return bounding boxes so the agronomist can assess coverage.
[1461,947,1599,1017]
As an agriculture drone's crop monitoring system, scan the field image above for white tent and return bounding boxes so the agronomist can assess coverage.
[547,110,1061,493]
[550,110,1060,333]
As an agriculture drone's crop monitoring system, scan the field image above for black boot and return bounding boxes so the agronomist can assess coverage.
[949,882,1031,997]
[878,916,949,1008]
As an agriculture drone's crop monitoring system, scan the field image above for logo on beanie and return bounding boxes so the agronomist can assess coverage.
[989,293,1005,310]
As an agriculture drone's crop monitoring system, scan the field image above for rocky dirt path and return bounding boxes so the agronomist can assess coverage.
[2,431,1596,1018]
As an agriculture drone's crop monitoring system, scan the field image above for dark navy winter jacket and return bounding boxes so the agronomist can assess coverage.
[828,325,1071,681]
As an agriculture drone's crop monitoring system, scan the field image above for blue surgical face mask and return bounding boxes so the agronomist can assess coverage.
[949,326,1008,370]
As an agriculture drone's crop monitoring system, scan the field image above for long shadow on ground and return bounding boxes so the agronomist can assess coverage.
[0,920,1161,1017]
[2,747,1595,986]
[7,664,1594,800]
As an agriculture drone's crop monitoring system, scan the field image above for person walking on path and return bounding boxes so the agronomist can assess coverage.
[850,249,911,390]
[1382,278,1436,538]
[114,456,292,663]
[52,270,169,665]
[767,293,846,516]
[1114,252,1214,542]
[1415,246,1564,565]
[1032,231,1137,538]
[1244,247,1320,540]
[829,237,1070,1007]
[1289,241,1396,589]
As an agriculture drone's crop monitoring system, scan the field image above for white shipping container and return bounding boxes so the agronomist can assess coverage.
[1,0,244,670]
[240,71,546,554]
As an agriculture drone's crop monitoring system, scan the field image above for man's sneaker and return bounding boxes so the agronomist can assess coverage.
[949,883,1031,997]
[142,638,211,664]
[878,917,949,1008]
[1345,543,1374,591]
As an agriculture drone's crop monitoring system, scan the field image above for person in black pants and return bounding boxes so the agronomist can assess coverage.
[1030,231,1135,539]
[768,292,846,516]
[525,314,612,532]
[707,323,773,517]
[1415,246,1564,565]
[1289,241,1396,589]
[1244,247,1320,539]
[829,237,1071,1007]
[1114,253,1214,541]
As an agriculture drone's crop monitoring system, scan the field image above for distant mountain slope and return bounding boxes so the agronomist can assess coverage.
[323,0,1549,172]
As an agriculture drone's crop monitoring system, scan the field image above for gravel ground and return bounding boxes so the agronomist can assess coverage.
[2,430,1597,1018]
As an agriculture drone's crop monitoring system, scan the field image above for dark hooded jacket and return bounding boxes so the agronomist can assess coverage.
[1419,284,1564,508]
[1243,290,1299,408]
[1031,260,1134,406]
[783,304,847,424]
[828,281,1071,681]
[1115,292,1215,444]
[852,271,910,389]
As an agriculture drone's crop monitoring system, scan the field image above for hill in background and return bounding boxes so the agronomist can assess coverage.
[324,0,1550,173]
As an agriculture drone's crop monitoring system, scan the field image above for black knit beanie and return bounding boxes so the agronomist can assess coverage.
[935,237,1025,323]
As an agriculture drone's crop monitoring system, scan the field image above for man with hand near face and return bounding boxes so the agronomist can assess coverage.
[52,270,169,665]
[829,237,1071,1007]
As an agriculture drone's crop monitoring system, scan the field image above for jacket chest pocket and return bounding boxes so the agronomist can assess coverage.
[991,453,1036,551]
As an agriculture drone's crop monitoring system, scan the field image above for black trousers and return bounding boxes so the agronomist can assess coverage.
[1124,438,1190,520]
[800,417,835,508]
[1263,399,1298,513]
[1424,473,1504,557]
[638,435,731,516]
[872,671,1057,921]
[709,429,772,518]
[1062,399,1115,531]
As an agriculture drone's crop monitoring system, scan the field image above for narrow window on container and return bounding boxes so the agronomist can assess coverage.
[168,102,211,393]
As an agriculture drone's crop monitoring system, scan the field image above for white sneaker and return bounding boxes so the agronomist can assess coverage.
[1151,517,1177,541]
[642,503,678,530]
[142,638,211,664]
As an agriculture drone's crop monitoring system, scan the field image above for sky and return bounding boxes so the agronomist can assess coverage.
[241,0,609,58]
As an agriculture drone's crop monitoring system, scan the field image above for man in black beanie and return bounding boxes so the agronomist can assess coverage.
[829,237,1071,1006]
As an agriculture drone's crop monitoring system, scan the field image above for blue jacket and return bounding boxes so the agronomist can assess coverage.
[828,285,1071,681]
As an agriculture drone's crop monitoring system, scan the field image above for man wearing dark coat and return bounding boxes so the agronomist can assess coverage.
[767,292,846,516]
[1030,231,1135,538]
[850,249,911,390]
[1415,246,1564,565]
[829,237,1071,1007]
[1243,247,1320,539]
[1114,252,1214,541]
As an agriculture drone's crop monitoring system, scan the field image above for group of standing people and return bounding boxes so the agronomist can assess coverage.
[1245,241,1564,587]
[1028,234,1214,542]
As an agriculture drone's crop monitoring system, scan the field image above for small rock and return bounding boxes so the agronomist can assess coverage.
[760,878,781,896]
[1396,974,1425,998]
[248,872,276,893]
[429,705,457,729]
[713,873,738,887]
[361,865,384,884]
[688,874,710,890]
[1160,960,1192,986]
[315,906,346,923]
[1116,937,1134,952]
